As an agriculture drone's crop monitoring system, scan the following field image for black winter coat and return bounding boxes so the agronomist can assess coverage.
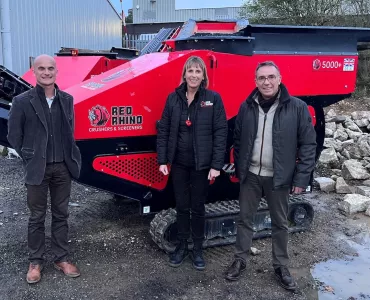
[7,86,82,185]
[233,83,317,189]
[157,83,228,171]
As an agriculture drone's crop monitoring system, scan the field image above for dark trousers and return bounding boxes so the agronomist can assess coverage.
[235,171,290,268]
[171,164,209,246]
[26,162,71,264]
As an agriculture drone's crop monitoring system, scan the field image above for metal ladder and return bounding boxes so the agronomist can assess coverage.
[140,28,177,55]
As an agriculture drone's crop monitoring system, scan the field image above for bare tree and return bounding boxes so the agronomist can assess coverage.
[239,0,370,92]
[343,0,370,26]
[240,0,345,25]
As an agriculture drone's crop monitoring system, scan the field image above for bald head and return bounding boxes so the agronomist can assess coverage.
[33,54,57,88]
[33,54,56,68]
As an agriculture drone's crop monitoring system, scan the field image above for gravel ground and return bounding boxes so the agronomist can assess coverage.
[0,156,368,300]
[323,96,370,115]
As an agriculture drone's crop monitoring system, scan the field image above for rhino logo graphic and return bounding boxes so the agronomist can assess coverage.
[313,59,321,70]
[88,105,110,126]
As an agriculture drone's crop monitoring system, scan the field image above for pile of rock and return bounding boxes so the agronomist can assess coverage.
[319,109,370,169]
[315,109,370,217]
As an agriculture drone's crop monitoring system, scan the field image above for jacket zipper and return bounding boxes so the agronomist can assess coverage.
[258,113,267,175]
[271,105,283,188]
[49,106,55,162]
[245,103,258,172]
[192,103,198,168]
[187,107,193,160]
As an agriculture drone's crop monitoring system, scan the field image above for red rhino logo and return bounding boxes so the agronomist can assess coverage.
[88,105,110,126]
[313,59,321,70]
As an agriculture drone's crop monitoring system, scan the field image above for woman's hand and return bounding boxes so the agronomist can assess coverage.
[208,168,220,180]
[159,165,169,175]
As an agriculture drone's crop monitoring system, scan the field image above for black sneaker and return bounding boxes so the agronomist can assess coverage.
[169,241,189,267]
[224,259,246,281]
[274,266,297,290]
[191,248,205,271]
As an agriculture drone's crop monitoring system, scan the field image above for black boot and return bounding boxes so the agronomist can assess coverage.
[169,240,189,267]
[191,243,205,271]
[274,266,297,290]
[224,259,246,281]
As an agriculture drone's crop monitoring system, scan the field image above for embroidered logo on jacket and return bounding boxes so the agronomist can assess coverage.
[200,101,213,107]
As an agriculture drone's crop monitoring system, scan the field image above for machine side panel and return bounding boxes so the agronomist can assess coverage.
[92,153,169,190]
[69,50,357,142]
[22,56,125,90]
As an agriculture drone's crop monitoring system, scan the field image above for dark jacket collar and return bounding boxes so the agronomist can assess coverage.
[246,83,291,105]
[29,83,65,131]
[35,83,60,99]
[175,81,206,103]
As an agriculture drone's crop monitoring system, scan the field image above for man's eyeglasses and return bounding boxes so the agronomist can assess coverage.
[256,75,278,84]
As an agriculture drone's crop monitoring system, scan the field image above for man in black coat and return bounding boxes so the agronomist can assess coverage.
[224,61,316,290]
[7,54,82,284]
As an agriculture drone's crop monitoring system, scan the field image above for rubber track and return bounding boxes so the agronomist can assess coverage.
[149,195,312,253]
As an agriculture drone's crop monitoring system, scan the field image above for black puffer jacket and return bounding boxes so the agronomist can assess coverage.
[233,83,317,189]
[174,90,197,167]
[157,83,227,171]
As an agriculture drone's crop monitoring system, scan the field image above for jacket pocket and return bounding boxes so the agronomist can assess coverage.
[21,147,35,160]
[71,144,81,165]
[69,115,73,127]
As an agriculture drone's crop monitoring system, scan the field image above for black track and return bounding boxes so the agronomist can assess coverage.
[150,195,314,253]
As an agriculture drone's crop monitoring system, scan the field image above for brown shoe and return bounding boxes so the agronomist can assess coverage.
[54,261,81,278]
[26,263,42,284]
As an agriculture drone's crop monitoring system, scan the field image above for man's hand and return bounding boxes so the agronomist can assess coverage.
[208,168,220,180]
[159,165,169,175]
[291,186,305,194]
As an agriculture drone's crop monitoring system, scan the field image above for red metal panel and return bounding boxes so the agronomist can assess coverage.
[92,153,169,190]
[69,51,191,140]
[65,50,357,141]
[23,56,105,89]
[195,22,237,33]
[22,56,127,90]
[208,53,358,121]
[308,105,317,126]
[106,59,128,70]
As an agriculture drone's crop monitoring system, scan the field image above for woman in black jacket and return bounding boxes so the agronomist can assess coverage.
[157,56,227,270]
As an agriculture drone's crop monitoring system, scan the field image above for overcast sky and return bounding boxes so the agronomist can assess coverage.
[110,0,243,15]
[110,0,132,15]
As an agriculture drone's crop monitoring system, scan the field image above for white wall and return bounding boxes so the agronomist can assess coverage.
[175,0,244,10]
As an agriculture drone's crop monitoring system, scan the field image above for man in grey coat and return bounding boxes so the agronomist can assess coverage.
[7,54,82,284]
[224,61,316,290]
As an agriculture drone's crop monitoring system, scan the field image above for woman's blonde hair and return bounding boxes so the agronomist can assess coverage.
[180,56,209,88]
